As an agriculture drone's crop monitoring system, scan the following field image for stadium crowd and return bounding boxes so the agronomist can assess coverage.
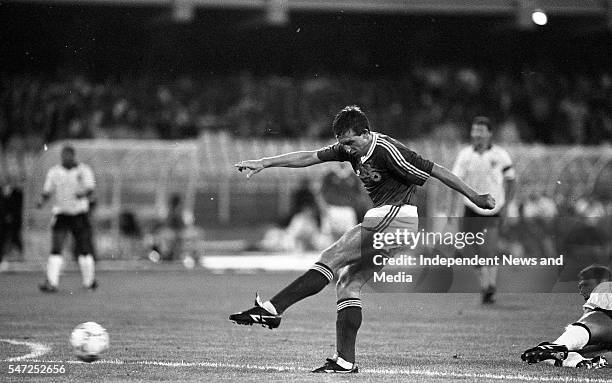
[2,66,611,150]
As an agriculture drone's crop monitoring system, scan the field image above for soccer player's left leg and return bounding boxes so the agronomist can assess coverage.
[479,221,499,304]
[269,224,364,314]
[522,311,612,366]
[74,215,96,289]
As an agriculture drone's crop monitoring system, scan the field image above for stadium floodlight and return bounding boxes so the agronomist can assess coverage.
[531,9,548,26]
[266,0,289,26]
[173,0,194,23]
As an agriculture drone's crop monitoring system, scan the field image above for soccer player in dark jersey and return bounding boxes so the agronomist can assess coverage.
[229,105,495,373]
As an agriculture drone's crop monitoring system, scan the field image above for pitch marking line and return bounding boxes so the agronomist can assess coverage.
[16,359,612,382]
[0,339,51,362]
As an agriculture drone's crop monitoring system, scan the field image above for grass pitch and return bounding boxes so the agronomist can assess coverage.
[1,269,611,382]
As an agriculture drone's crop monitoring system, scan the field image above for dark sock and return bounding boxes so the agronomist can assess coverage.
[336,298,363,364]
[270,262,333,314]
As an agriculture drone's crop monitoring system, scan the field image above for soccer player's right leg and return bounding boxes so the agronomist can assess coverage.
[229,224,363,329]
[575,310,612,346]
[312,259,383,373]
[521,311,612,364]
[40,221,67,292]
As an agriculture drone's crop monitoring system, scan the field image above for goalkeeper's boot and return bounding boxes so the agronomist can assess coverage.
[229,293,281,329]
[576,355,608,369]
[521,342,568,364]
[311,358,358,373]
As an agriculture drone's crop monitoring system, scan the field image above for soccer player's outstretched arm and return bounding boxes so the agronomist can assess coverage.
[431,163,496,210]
[235,150,322,178]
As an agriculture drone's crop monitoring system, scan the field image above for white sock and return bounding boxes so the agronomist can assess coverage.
[262,301,278,316]
[562,352,587,368]
[554,325,589,351]
[479,267,489,289]
[541,352,586,368]
[78,255,95,287]
[480,266,497,289]
[336,356,353,369]
[47,255,63,287]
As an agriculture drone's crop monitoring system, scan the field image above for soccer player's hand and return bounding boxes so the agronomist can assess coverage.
[472,194,496,210]
[235,160,265,178]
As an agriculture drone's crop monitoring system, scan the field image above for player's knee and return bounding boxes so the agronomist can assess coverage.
[336,271,361,297]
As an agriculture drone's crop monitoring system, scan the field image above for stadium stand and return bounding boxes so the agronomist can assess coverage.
[2,70,611,147]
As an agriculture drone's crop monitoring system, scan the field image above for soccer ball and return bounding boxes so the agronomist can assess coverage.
[69,322,109,362]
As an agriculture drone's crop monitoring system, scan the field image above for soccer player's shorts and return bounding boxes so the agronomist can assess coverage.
[362,204,418,249]
[51,213,94,257]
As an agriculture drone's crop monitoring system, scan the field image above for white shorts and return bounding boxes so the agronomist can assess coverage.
[362,205,418,234]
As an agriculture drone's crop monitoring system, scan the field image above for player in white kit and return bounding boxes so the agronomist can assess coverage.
[450,116,516,304]
[521,265,612,369]
[38,145,97,292]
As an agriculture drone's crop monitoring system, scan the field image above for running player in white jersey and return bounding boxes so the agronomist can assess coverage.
[521,265,612,369]
[450,116,516,304]
[38,145,97,292]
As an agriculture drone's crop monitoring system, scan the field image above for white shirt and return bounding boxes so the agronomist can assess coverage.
[452,144,515,216]
[43,163,95,215]
[584,281,612,311]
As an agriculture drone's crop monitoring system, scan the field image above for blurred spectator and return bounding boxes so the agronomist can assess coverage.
[522,192,558,219]
[146,193,187,262]
[575,196,606,224]
[0,175,24,271]
[257,178,331,253]
[258,206,329,253]
[120,210,142,238]
[2,68,612,145]
[318,163,366,240]
[279,178,319,227]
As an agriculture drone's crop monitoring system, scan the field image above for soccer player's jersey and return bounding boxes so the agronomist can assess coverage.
[452,145,515,216]
[43,163,95,215]
[584,282,612,312]
[317,132,433,207]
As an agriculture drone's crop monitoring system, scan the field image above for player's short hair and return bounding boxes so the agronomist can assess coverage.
[579,265,612,282]
[332,105,370,137]
[472,116,492,131]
